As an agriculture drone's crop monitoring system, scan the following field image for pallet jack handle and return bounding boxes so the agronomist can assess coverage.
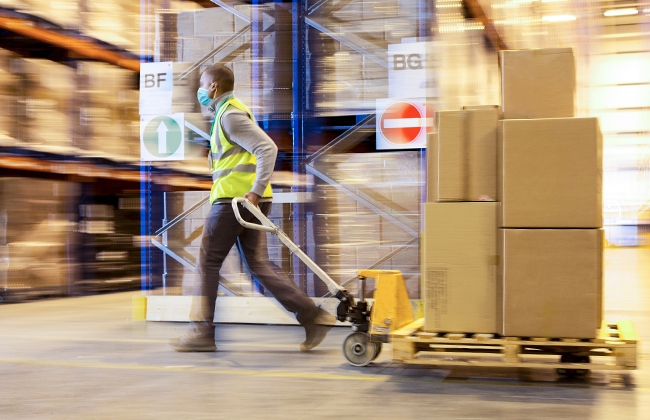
[231,197,349,299]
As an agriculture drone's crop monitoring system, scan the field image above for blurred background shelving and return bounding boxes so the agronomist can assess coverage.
[0,0,649,303]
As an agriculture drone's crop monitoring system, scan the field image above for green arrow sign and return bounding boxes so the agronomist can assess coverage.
[142,115,183,159]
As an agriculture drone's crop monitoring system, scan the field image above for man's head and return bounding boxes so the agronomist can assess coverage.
[199,64,235,101]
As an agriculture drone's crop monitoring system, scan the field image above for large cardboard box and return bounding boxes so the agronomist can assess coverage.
[428,109,498,202]
[498,229,603,339]
[500,48,576,119]
[498,117,602,228]
[422,202,498,333]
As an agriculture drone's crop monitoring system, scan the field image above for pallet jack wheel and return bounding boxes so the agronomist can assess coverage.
[342,332,378,367]
[556,354,591,379]
[372,343,383,361]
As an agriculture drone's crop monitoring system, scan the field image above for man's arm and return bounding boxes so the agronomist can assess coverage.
[221,109,277,204]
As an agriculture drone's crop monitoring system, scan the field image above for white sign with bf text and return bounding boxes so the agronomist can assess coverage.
[139,62,173,115]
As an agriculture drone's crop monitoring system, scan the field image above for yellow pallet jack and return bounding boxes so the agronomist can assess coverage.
[232,198,415,366]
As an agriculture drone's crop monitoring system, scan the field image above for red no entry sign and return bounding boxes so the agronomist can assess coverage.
[376,99,431,150]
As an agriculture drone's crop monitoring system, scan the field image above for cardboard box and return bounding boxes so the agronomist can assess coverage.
[194,8,235,36]
[422,202,498,333]
[177,11,195,38]
[428,109,498,202]
[177,37,213,64]
[362,1,398,19]
[428,111,465,201]
[170,62,200,114]
[233,5,252,32]
[465,107,498,201]
[498,117,602,228]
[498,229,603,339]
[500,48,576,119]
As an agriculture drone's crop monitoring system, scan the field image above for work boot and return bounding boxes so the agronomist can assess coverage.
[169,322,216,352]
[300,308,336,352]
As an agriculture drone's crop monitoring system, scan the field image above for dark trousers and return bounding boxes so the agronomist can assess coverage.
[189,202,319,331]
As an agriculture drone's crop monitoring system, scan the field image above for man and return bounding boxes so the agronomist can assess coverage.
[171,64,335,352]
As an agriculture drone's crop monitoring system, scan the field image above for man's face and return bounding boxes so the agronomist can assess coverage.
[199,72,218,98]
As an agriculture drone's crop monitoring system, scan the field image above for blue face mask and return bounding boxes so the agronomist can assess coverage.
[197,88,212,106]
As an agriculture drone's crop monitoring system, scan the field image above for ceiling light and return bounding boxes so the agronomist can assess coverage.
[542,15,576,22]
[604,8,638,17]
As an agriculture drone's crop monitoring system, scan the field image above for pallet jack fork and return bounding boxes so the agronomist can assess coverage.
[232,198,415,366]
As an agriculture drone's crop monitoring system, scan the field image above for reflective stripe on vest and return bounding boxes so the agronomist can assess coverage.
[208,96,273,203]
[211,163,256,181]
[210,144,245,163]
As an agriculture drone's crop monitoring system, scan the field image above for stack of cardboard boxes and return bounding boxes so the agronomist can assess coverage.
[0,178,79,297]
[423,106,500,334]
[423,48,603,339]
[175,4,293,116]
[310,0,420,115]
[10,59,77,150]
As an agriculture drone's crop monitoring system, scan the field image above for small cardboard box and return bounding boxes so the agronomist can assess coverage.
[500,48,576,119]
[428,111,465,201]
[428,109,498,202]
[498,117,602,228]
[422,202,498,333]
[498,229,603,339]
[465,107,498,201]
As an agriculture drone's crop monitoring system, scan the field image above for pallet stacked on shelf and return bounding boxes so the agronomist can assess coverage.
[75,61,140,159]
[175,4,294,117]
[0,49,19,142]
[312,151,421,298]
[0,177,79,301]
[77,194,142,293]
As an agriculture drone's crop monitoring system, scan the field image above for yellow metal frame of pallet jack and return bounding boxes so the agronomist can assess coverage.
[358,270,415,342]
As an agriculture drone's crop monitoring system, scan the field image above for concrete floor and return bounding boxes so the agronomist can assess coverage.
[0,247,649,419]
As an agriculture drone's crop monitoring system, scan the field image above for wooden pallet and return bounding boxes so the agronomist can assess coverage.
[390,319,638,371]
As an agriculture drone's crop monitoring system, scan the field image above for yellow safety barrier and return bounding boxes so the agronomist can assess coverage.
[131,295,147,322]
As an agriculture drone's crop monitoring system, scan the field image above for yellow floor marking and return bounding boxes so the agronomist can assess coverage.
[0,357,389,382]
[0,358,650,394]
[0,334,338,350]
[0,357,645,391]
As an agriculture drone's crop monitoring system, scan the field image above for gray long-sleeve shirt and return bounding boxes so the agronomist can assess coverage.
[213,92,277,198]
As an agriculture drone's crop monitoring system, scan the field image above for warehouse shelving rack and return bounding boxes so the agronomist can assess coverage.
[0,4,216,299]
[148,0,507,298]
[0,0,507,300]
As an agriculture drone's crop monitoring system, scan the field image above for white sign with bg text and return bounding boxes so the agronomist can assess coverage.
[388,42,430,99]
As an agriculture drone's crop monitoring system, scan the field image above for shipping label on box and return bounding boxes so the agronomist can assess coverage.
[500,48,576,119]
[498,229,603,339]
[498,117,603,228]
[422,202,498,333]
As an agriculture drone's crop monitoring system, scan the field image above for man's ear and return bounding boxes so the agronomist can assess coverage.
[210,82,218,92]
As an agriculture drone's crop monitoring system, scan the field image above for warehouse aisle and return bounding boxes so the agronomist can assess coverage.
[0,282,648,418]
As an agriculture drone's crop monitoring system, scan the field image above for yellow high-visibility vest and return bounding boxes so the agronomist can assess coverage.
[209,96,273,204]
